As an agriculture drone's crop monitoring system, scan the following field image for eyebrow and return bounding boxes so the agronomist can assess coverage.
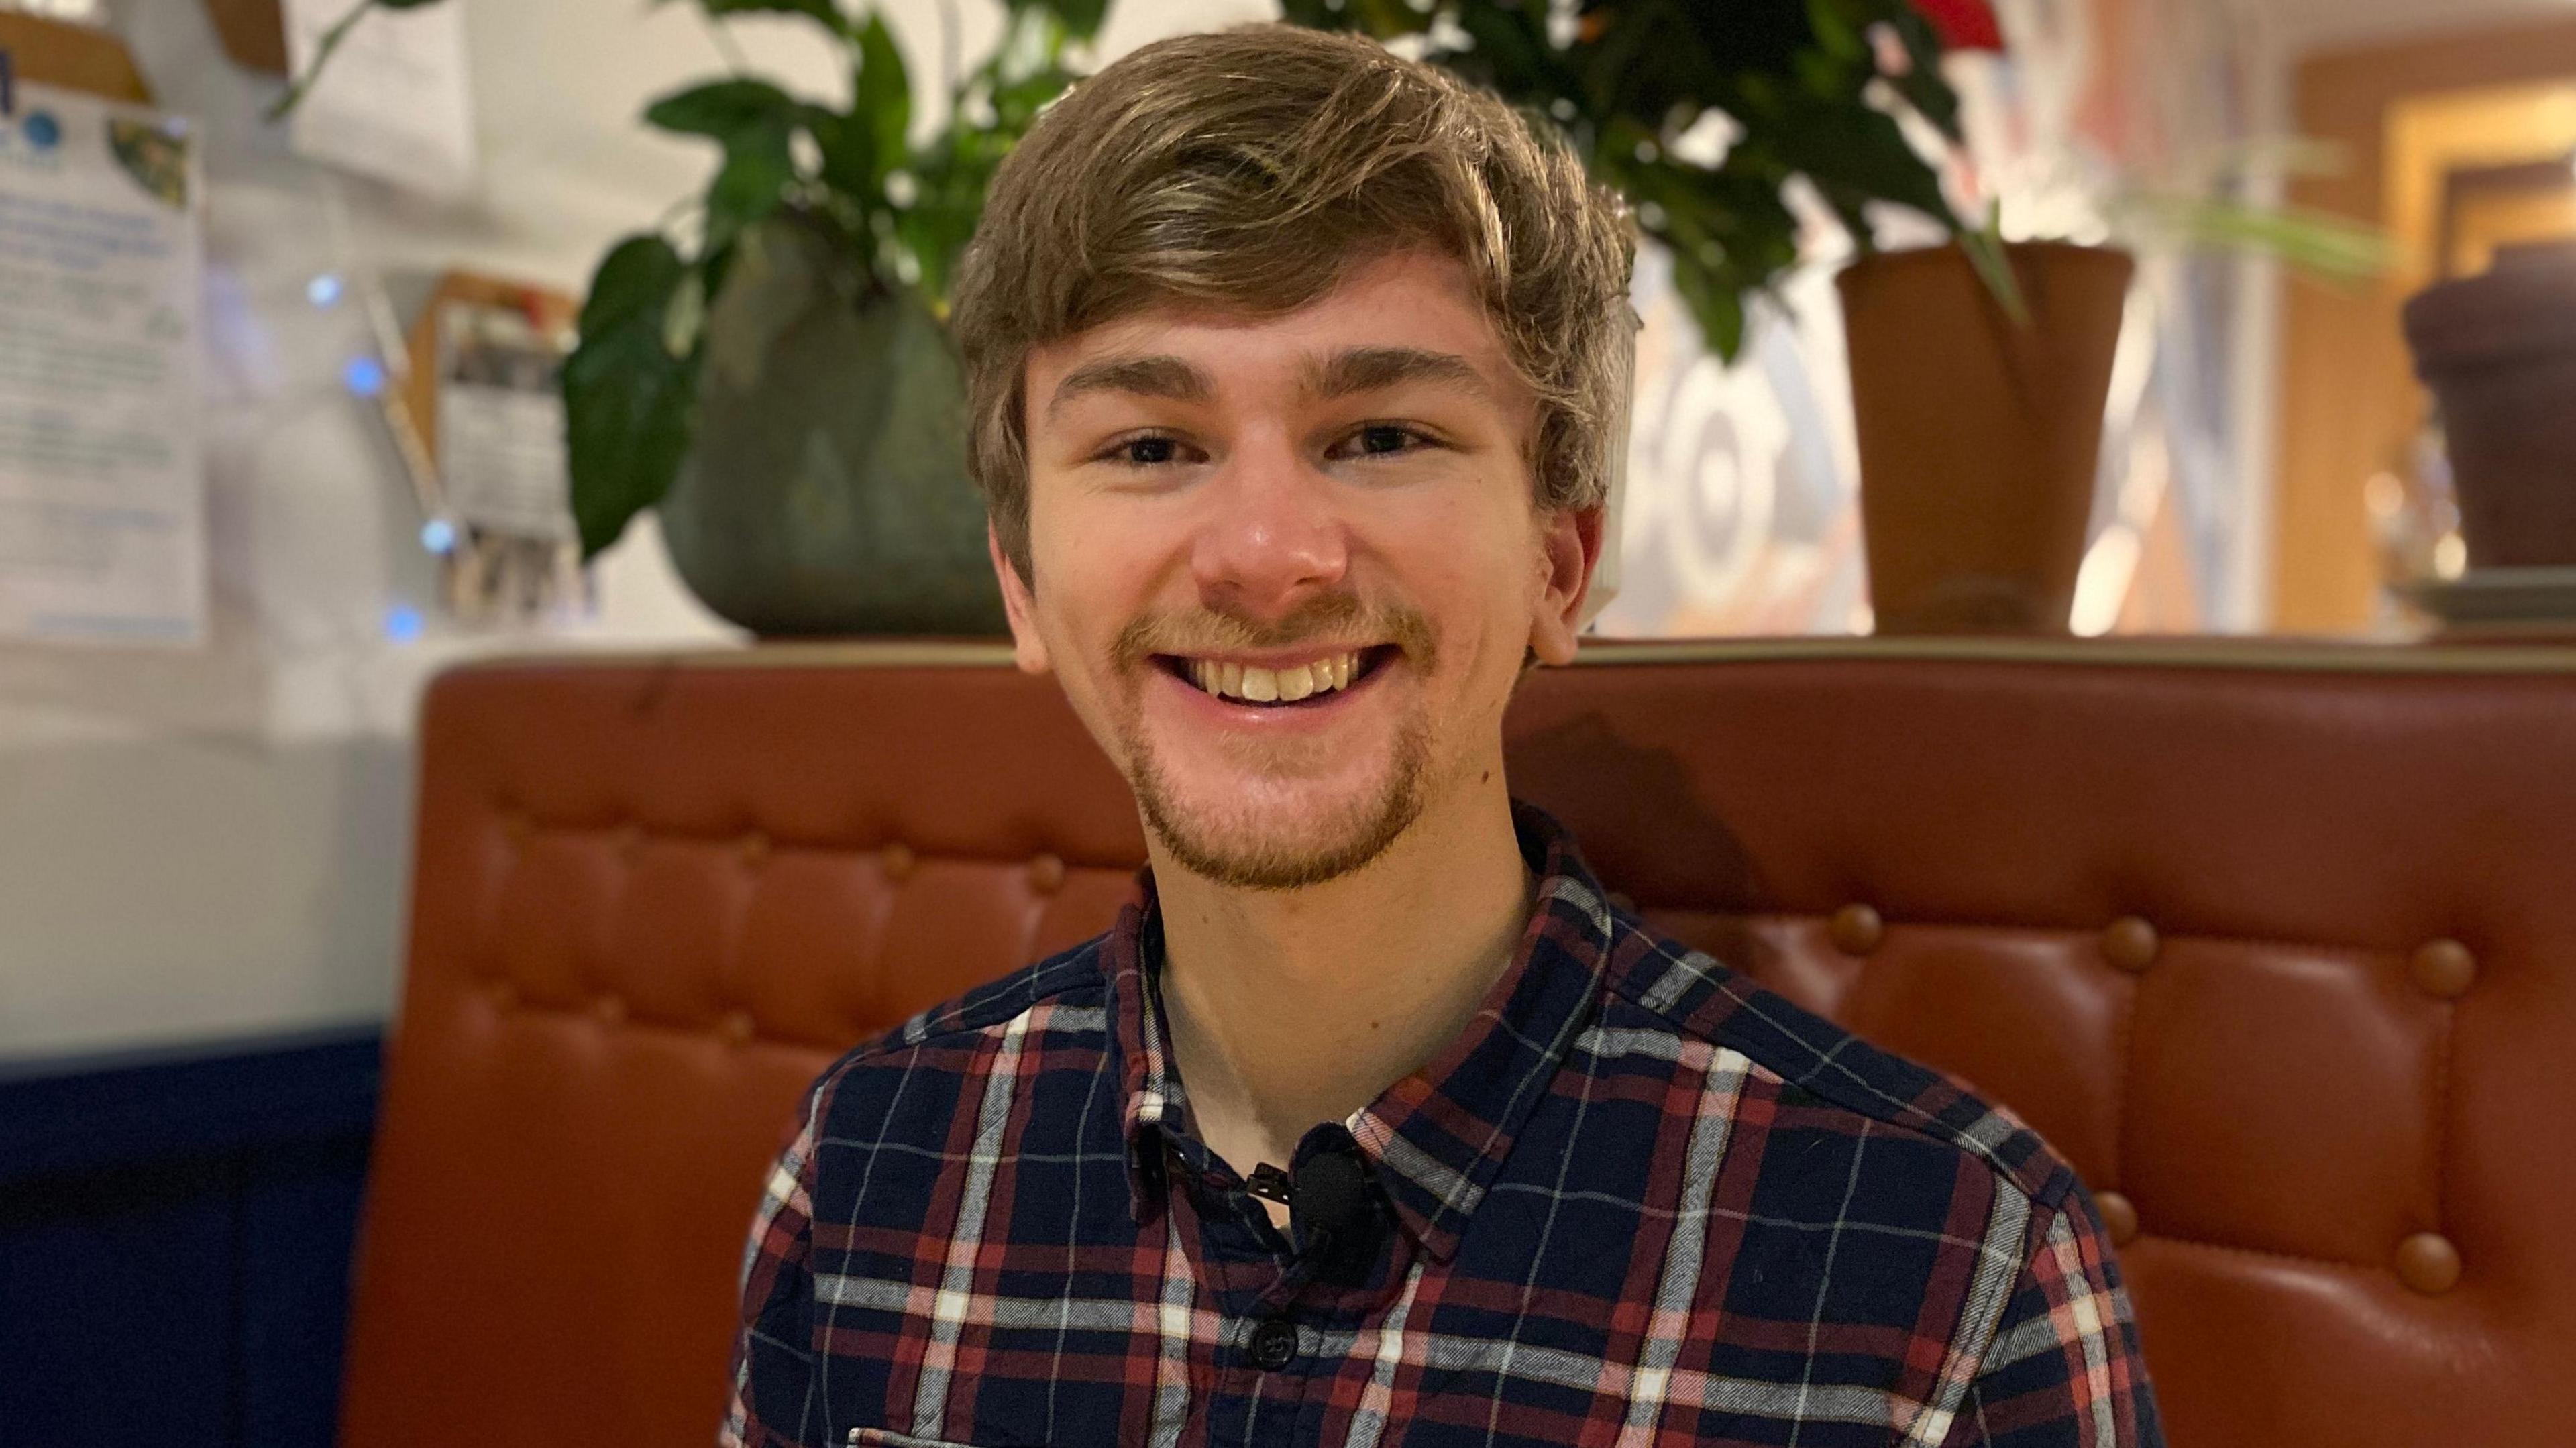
[1046,354,1212,419]
[1043,345,1495,421]
[1303,345,1492,403]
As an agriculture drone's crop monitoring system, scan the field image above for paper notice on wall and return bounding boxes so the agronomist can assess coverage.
[282,0,477,199]
[0,84,207,647]
[435,300,574,541]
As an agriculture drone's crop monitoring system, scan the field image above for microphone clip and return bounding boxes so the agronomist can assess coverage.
[1247,1149,1381,1278]
[1246,1162,1296,1207]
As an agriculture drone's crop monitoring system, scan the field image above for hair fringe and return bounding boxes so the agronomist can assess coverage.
[951,24,1636,581]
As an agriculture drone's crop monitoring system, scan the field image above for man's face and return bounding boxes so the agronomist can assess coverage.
[997,250,1596,890]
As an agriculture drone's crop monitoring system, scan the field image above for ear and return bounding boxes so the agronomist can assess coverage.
[1527,506,1603,667]
[989,524,1051,675]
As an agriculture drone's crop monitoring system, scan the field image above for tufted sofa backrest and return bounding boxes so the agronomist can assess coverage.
[341,640,2576,1448]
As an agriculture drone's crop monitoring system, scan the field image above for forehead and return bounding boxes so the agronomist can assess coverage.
[1024,251,1519,410]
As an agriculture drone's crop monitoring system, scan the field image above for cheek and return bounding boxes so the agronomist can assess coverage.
[1024,482,1182,669]
[1026,484,1121,620]
[1373,494,1547,662]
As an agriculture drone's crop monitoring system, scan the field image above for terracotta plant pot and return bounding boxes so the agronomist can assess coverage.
[1837,241,2134,634]
[2402,242,2576,569]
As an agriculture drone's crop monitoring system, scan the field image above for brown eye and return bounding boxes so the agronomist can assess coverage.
[1122,436,1180,465]
[1356,425,1415,456]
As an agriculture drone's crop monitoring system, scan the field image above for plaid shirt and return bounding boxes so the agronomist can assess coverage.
[727,806,2159,1448]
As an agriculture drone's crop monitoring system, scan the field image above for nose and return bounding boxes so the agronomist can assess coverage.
[1188,432,1348,620]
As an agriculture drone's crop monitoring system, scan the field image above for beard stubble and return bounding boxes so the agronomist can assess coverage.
[1109,594,1440,891]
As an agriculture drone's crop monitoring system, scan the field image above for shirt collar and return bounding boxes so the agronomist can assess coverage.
[1108,887,1186,1215]
[1107,803,1619,1260]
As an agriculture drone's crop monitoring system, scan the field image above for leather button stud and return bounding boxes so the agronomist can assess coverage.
[720,1009,757,1046]
[594,993,627,1025]
[1829,903,1884,956]
[1028,853,1066,895]
[2409,939,2476,1000]
[613,822,644,860]
[2102,917,2159,974]
[2094,1190,2139,1248]
[2395,1232,2463,1296]
[881,842,917,883]
[1249,1317,1299,1371]
[739,830,771,867]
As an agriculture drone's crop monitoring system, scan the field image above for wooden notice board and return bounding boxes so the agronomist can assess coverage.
[0,13,150,105]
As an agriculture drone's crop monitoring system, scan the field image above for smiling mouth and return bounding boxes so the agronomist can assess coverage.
[1155,646,1398,706]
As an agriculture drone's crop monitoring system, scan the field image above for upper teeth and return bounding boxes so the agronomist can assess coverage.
[1189,652,1361,702]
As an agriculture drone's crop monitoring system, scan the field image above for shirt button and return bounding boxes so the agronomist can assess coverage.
[1249,1317,1299,1371]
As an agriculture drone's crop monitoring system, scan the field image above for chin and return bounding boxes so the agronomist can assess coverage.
[1132,735,1432,891]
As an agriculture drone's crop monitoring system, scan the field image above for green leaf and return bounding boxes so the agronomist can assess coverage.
[1274,0,1350,28]
[645,80,804,256]
[855,14,912,173]
[1607,147,1809,361]
[1804,0,1867,61]
[2116,192,2394,282]
[898,129,1009,307]
[564,235,703,558]
[1670,249,1749,361]
[1814,184,1880,254]
[685,0,848,30]
[1016,0,1110,41]
[702,140,796,256]
[1880,5,1963,142]
[989,5,1070,85]
[1768,97,1957,228]
[1448,5,1567,100]
[580,233,687,339]
[1794,49,1845,100]
[991,65,1077,128]
[804,102,877,201]
[1277,0,1432,38]
[1958,209,2031,325]
[643,78,804,143]
[270,0,397,119]
[1640,159,1804,274]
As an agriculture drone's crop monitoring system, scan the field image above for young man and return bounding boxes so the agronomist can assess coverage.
[728,24,2157,1448]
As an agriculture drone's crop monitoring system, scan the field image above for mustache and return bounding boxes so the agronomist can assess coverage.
[1111,594,1437,669]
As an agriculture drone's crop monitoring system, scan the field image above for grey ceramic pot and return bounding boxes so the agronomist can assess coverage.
[659,215,1009,636]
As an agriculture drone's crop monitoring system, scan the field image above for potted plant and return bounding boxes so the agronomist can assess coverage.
[288,0,1104,636]
[310,0,2355,637]
[1835,241,2135,632]
[1285,0,2127,634]
[2404,241,2576,580]
[306,0,2055,636]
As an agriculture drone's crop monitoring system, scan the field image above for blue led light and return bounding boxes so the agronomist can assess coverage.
[307,273,344,307]
[342,356,386,397]
[420,518,458,554]
[384,606,425,643]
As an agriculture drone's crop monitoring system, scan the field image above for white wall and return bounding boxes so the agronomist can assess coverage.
[0,0,1265,1063]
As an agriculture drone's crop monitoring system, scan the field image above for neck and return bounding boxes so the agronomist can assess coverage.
[1150,761,1533,1184]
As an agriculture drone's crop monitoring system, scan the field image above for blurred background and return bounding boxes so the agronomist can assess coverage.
[11,0,2570,1062]
[5,0,2576,1439]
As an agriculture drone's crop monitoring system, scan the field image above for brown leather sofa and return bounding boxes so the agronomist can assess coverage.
[339,638,2576,1447]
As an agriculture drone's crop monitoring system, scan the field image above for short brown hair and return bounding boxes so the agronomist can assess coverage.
[951,23,1635,582]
